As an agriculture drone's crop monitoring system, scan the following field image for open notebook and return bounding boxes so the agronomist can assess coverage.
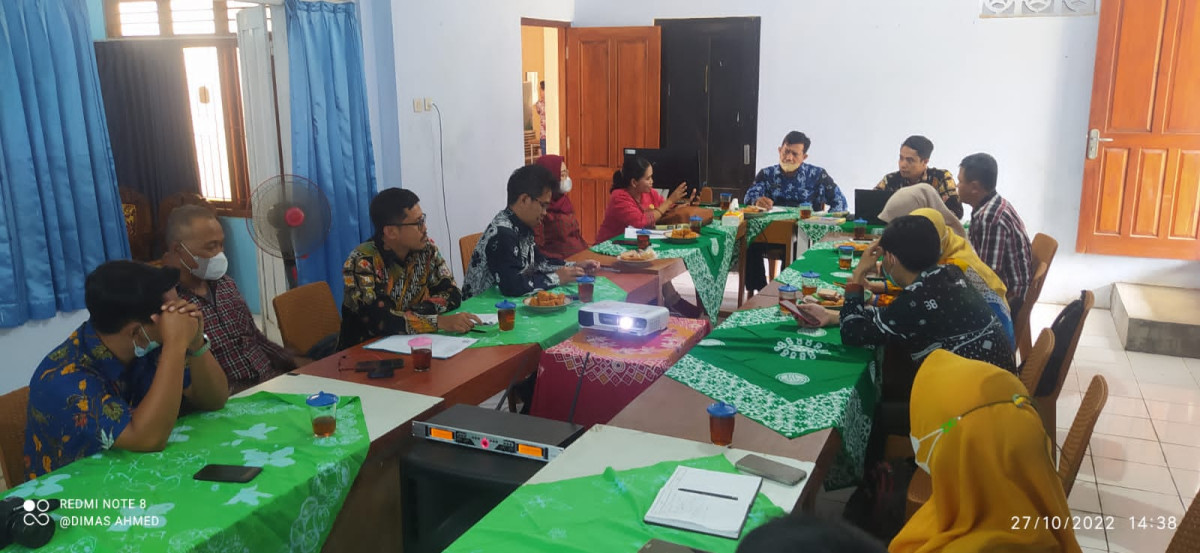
[644,466,762,539]
[364,334,476,359]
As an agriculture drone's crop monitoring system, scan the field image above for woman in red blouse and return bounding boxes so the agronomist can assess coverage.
[532,155,588,260]
[594,157,692,243]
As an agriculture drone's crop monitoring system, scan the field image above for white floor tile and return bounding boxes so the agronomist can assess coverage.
[1060,371,1083,393]
[1106,524,1176,553]
[1160,443,1200,472]
[1096,485,1185,517]
[1152,419,1200,448]
[1070,481,1103,513]
[1075,360,1136,380]
[1085,376,1142,399]
[1075,346,1130,366]
[1091,414,1159,441]
[1079,333,1125,351]
[1090,434,1168,466]
[1080,548,1108,553]
[1138,382,1200,406]
[1145,400,1200,425]
[1100,396,1149,419]
[1082,310,1120,338]
[1129,352,1199,388]
[1090,458,1179,495]
[1127,351,1189,372]
[1173,468,1200,499]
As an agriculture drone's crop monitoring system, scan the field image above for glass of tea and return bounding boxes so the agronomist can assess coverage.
[778,285,799,314]
[636,229,651,250]
[689,215,704,234]
[707,402,737,447]
[576,275,595,303]
[409,337,433,372]
[838,246,855,270]
[719,193,732,211]
[853,218,869,240]
[496,300,516,331]
[801,271,821,297]
[306,391,339,438]
[799,203,813,219]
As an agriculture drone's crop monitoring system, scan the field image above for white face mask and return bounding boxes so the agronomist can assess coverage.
[181,243,229,281]
[780,161,801,173]
[560,177,573,194]
[910,421,954,474]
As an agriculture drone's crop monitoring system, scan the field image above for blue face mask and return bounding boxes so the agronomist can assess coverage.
[880,257,899,288]
[133,325,160,358]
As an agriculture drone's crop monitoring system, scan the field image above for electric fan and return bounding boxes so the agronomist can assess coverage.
[245,174,332,259]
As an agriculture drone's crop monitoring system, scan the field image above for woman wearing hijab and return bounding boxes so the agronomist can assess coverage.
[532,155,589,260]
[892,349,1081,553]
[910,208,1013,345]
[878,184,966,238]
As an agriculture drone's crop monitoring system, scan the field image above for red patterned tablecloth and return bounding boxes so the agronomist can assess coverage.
[530,317,710,426]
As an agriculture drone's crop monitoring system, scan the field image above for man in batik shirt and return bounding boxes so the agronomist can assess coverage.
[337,189,480,350]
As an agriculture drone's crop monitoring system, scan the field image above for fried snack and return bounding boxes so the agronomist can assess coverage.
[619,249,657,261]
[837,242,870,252]
[669,228,700,239]
[741,206,765,214]
[529,291,566,307]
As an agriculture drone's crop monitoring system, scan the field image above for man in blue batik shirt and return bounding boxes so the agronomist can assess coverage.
[742,131,848,292]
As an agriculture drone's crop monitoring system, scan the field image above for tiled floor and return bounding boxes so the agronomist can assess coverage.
[809,303,1199,552]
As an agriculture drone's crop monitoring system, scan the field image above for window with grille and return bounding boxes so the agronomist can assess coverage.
[105,0,260,214]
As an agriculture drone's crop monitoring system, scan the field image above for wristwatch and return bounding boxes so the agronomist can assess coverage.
[189,333,211,357]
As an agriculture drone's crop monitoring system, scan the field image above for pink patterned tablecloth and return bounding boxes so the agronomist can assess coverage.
[530,317,710,426]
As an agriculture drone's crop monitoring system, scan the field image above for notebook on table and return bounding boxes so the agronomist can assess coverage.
[643,465,762,539]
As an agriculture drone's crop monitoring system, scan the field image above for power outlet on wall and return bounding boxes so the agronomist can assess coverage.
[412,98,423,113]
[424,97,434,111]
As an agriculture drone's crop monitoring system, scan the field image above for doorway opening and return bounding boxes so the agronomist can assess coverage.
[520,19,567,164]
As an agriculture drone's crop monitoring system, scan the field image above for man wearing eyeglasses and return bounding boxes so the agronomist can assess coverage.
[337,188,480,350]
[463,164,600,298]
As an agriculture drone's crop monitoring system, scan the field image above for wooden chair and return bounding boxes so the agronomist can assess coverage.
[272,282,341,356]
[1167,492,1200,553]
[1019,328,1055,395]
[1059,375,1108,496]
[907,373,1109,519]
[1015,233,1059,359]
[459,232,483,275]
[0,387,30,487]
[1035,290,1095,439]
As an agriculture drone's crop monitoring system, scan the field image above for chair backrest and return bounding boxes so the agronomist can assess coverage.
[1019,328,1055,395]
[0,387,30,487]
[1038,290,1095,398]
[698,187,713,204]
[1015,259,1050,358]
[1059,375,1107,496]
[272,282,341,355]
[1168,492,1200,553]
[459,232,483,275]
[1031,233,1059,274]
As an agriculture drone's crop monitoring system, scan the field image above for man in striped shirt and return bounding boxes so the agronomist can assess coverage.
[957,153,1033,315]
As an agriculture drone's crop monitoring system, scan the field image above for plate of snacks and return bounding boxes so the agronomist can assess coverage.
[837,241,872,253]
[803,288,853,309]
[665,228,700,244]
[740,205,767,218]
[523,291,571,312]
[617,248,658,267]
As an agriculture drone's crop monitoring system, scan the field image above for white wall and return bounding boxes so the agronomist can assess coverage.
[383,0,575,281]
[573,0,1200,307]
[0,311,90,394]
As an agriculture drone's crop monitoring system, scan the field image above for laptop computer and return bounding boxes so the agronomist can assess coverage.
[854,189,895,225]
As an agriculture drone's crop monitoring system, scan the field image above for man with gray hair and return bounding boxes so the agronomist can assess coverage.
[161,205,297,392]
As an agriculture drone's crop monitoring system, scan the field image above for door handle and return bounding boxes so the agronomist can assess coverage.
[1087,129,1113,160]
[744,144,750,165]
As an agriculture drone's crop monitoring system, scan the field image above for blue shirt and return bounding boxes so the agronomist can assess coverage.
[23,321,191,479]
[744,163,848,212]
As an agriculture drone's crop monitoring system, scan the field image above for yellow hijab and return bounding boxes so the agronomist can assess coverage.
[890,350,1080,553]
[911,208,1007,299]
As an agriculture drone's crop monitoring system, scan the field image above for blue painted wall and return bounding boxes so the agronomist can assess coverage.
[220,217,262,314]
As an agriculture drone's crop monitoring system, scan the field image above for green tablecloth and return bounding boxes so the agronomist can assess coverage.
[2,392,370,553]
[775,248,855,290]
[666,308,879,489]
[591,225,739,323]
[444,277,627,350]
[446,455,784,552]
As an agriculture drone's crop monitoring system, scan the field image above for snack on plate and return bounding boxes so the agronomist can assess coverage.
[815,288,844,307]
[668,228,700,240]
[529,291,567,307]
[619,249,657,262]
[837,242,871,253]
[741,205,765,214]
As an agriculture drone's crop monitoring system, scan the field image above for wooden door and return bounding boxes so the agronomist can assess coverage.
[565,26,662,244]
[659,18,760,193]
[1077,0,1200,260]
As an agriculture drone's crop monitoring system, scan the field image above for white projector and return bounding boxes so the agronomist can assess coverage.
[578,301,670,337]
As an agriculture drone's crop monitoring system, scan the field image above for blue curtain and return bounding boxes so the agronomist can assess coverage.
[0,0,130,328]
[287,0,377,307]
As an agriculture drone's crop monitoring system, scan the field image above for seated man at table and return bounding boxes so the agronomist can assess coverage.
[463,164,599,298]
[338,188,480,350]
[743,131,848,293]
[874,135,963,218]
[161,205,298,393]
[957,152,1033,316]
[24,261,229,479]
[796,215,1016,374]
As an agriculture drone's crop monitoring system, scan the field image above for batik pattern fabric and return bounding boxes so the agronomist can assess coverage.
[743,163,848,212]
[875,167,963,218]
[337,238,462,350]
[24,321,192,479]
[463,209,569,299]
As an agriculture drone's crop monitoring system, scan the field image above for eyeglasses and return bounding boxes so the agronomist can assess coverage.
[391,215,427,228]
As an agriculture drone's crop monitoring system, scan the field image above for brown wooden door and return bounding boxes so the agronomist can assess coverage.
[1077,0,1200,260]
[564,26,662,244]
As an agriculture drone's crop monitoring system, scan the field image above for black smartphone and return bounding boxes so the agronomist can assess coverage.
[355,359,403,372]
[367,367,394,379]
[193,464,262,483]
